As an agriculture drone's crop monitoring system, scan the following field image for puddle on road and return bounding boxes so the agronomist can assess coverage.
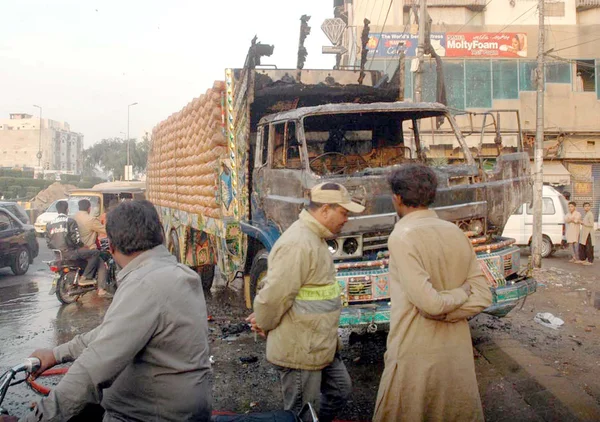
[0,272,109,417]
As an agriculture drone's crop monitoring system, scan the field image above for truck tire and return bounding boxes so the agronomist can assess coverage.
[200,264,215,290]
[249,249,269,307]
[168,230,181,263]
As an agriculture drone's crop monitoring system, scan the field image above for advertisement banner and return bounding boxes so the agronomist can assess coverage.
[367,32,447,57]
[445,33,527,57]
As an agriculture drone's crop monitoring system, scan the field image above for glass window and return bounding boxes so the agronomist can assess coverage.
[68,196,101,217]
[271,123,286,169]
[493,60,519,100]
[526,198,556,215]
[445,60,466,109]
[465,60,492,108]
[421,59,437,103]
[514,204,523,215]
[545,62,571,84]
[519,61,537,91]
[0,213,11,231]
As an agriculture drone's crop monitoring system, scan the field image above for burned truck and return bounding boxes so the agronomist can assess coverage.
[146,41,536,327]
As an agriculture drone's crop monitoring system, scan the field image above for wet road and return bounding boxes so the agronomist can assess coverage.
[0,243,108,416]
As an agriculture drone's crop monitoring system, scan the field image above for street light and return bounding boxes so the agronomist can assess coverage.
[126,102,138,181]
[33,105,42,168]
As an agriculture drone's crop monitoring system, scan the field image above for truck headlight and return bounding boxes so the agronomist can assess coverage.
[343,238,359,255]
[327,240,338,254]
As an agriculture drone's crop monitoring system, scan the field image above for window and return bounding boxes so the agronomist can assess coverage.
[545,1,565,17]
[527,198,556,215]
[515,205,523,215]
[575,60,596,93]
[256,126,269,167]
[519,61,537,91]
[0,213,11,232]
[444,60,465,109]
[271,123,286,169]
[545,62,570,84]
[465,60,492,108]
[493,60,519,100]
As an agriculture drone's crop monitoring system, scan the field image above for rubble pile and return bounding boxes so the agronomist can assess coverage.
[30,182,76,212]
[147,81,228,218]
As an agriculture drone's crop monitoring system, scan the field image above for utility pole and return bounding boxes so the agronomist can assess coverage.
[126,102,138,181]
[33,105,42,169]
[532,0,545,268]
[414,0,426,102]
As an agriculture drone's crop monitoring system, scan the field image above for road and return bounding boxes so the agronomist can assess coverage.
[1,242,599,420]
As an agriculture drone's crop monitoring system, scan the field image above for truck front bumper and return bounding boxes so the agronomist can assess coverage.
[338,277,537,327]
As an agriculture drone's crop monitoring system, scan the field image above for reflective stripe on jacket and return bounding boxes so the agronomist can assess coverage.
[254,210,342,371]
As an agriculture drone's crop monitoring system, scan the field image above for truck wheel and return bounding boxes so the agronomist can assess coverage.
[249,249,269,307]
[200,265,215,290]
[168,230,181,263]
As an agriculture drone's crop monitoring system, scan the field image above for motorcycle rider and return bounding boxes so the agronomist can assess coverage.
[46,200,101,286]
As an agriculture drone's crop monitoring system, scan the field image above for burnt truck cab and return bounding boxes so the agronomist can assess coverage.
[244,101,536,324]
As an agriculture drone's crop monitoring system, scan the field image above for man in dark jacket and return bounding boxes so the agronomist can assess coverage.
[46,200,100,285]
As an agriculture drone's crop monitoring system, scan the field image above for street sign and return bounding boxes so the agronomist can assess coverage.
[321,18,346,46]
[322,45,348,55]
[321,45,348,54]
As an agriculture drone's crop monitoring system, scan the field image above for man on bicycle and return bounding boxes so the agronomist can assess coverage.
[22,200,212,421]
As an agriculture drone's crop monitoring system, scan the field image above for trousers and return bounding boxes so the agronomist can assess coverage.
[274,355,351,422]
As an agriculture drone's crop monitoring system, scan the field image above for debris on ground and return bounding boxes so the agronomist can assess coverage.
[239,356,259,364]
[221,322,251,337]
[534,312,565,330]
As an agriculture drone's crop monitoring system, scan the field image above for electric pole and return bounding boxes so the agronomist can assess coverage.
[414,0,426,102]
[532,0,545,268]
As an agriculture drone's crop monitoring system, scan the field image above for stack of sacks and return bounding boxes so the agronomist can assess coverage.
[147,81,228,219]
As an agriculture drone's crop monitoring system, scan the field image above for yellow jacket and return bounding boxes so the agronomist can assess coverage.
[254,210,341,370]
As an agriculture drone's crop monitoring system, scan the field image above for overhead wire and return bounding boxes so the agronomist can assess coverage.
[455,0,496,33]
[367,0,395,70]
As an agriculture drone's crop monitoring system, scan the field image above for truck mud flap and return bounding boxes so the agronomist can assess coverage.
[484,277,537,318]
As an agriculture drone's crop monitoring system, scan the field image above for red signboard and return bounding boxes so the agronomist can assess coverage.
[446,33,527,58]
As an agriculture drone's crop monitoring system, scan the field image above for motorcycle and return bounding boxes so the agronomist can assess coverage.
[47,238,118,305]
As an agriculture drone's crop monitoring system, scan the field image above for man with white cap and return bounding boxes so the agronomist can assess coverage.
[246,182,364,422]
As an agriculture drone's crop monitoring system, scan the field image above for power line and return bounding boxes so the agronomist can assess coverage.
[494,4,538,35]
[548,36,600,53]
[368,0,395,70]
[455,0,495,33]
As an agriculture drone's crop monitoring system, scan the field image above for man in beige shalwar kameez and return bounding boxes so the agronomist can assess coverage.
[374,164,492,422]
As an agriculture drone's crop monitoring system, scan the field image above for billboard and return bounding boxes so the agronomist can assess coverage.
[366,32,528,58]
[446,33,527,57]
[367,32,447,57]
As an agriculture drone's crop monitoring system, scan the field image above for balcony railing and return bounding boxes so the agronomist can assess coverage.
[576,0,600,9]
[403,0,487,10]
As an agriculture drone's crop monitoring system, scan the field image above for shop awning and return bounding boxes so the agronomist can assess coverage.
[542,162,571,186]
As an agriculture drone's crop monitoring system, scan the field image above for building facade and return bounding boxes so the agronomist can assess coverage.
[332,0,600,215]
[0,113,84,174]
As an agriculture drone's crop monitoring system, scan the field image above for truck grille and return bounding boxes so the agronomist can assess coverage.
[362,230,391,252]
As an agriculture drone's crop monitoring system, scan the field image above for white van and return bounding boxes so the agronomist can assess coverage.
[502,185,568,258]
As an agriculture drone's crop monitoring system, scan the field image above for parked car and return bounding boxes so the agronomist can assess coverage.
[502,185,568,258]
[0,208,39,275]
[34,199,63,235]
[0,201,30,225]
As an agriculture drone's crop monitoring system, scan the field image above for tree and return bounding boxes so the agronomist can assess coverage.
[83,135,149,180]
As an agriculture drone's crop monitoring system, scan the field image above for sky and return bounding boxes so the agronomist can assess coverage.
[0,0,335,147]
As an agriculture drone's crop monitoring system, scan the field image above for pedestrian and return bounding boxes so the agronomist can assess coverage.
[246,182,365,422]
[373,163,492,422]
[22,200,212,421]
[578,202,595,265]
[564,201,582,262]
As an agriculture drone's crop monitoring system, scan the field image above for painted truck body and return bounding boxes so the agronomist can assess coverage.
[147,43,536,325]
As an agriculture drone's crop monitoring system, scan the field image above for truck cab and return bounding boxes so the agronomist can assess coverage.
[245,100,535,323]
